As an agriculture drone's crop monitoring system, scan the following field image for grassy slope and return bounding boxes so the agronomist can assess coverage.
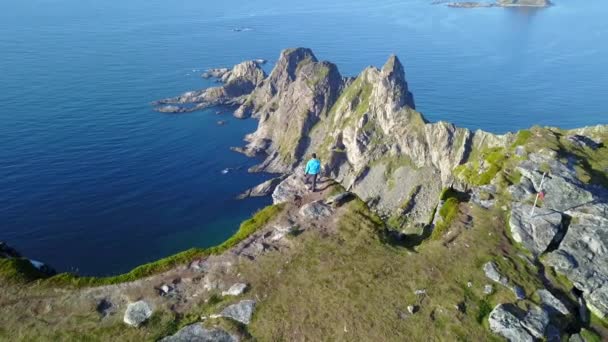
[0,204,285,341]
[237,198,544,341]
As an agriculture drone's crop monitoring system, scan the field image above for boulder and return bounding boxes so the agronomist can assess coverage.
[537,289,570,316]
[520,305,550,339]
[299,200,333,220]
[222,283,248,297]
[509,202,563,255]
[471,185,496,209]
[483,262,508,286]
[272,174,310,204]
[220,300,256,325]
[324,192,353,207]
[159,324,236,342]
[488,304,535,342]
[123,300,153,327]
[484,284,494,295]
[489,303,550,342]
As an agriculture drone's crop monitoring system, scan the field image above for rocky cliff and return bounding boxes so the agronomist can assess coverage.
[230,48,513,225]
[5,48,603,341]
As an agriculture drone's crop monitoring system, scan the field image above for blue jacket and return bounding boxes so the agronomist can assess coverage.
[305,158,321,175]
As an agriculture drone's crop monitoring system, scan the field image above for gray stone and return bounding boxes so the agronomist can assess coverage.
[299,200,333,220]
[324,192,353,207]
[159,324,236,342]
[516,156,594,212]
[471,185,496,209]
[567,134,601,150]
[123,300,153,327]
[272,174,310,204]
[237,176,285,199]
[514,145,527,157]
[484,284,494,295]
[520,305,549,339]
[508,176,536,201]
[222,283,248,297]
[537,289,570,316]
[488,303,550,342]
[509,202,563,255]
[483,261,508,286]
[568,334,585,342]
[546,205,608,319]
[488,304,534,342]
[220,300,256,325]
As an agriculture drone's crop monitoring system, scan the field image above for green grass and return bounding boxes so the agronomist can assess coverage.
[43,204,285,288]
[581,328,603,342]
[0,258,49,283]
[240,201,507,341]
[454,147,508,186]
[511,130,532,148]
[430,197,459,240]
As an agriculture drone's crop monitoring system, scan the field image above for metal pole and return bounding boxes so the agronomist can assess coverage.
[530,172,547,217]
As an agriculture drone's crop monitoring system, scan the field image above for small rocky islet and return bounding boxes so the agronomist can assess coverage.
[433,0,551,9]
[2,48,607,341]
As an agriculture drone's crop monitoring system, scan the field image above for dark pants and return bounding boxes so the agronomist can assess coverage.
[305,173,318,191]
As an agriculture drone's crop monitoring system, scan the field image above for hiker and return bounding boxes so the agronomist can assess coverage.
[304,153,321,192]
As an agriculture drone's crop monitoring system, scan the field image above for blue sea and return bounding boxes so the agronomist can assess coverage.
[1,0,607,276]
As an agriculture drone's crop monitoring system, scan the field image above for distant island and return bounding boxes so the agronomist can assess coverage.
[434,0,551,8]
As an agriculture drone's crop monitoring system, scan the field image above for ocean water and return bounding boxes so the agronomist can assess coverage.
[1,0,607,276]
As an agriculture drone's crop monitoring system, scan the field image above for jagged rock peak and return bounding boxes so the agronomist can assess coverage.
[379,54,415,109]
[381,54,405,79]
[274,47,319,81]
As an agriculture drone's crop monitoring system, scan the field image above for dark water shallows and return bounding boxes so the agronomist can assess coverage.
[1,0,607,275]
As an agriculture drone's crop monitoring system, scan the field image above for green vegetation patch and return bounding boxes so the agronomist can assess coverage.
[511,129,532,148]
[0,258,49,283]
[430,188,467,240]
[44,204,285,288]
[240,202,508,341]
[454,147,509,186]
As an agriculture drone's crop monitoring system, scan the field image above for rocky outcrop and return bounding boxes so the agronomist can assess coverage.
[537,289,570,316]
[0,241,56,276]
[159,324,237,342]
[154,61,266,114]
[272,174,311,204]
[230,48,493,224]
[237,176,286,199]
[509,203,563,255]
[299,200,333,220]
[489,304,550,342]
[545,204,608,319]
[0,241,20,258]
[123,300,153,327]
